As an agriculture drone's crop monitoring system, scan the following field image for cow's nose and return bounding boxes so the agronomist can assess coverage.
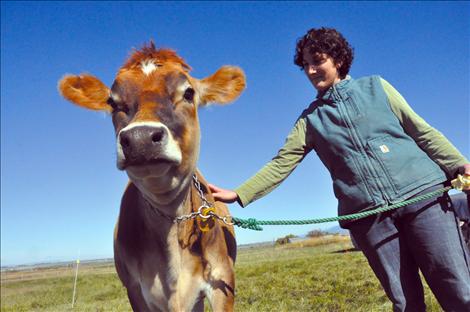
[120,126,166,146]
[119,126,167,160]
[150,128,165,143]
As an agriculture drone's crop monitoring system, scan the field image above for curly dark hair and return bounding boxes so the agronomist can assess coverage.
[294,27,354,78]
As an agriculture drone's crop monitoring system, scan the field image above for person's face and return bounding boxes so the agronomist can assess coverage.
[302,50,342,93]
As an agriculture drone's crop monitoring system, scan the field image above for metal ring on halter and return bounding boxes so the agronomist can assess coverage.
[198,205,213,219]
[223,216,234,226]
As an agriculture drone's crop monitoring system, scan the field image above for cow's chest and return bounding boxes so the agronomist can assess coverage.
[131,227,209,311]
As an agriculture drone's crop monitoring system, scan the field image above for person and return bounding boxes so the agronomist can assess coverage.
[208,27,470,311]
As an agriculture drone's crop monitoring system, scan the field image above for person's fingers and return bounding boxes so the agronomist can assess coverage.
[208,183,222,193]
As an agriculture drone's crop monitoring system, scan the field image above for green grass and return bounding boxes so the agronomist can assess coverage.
[235,242,390,311]
[1,238,443,311]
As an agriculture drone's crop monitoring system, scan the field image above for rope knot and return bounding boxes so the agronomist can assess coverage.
[232,217,263,231]
[245,218,263,231]
[246,218,257,225]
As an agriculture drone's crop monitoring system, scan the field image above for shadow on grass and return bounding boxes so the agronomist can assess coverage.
[331,247,360,253]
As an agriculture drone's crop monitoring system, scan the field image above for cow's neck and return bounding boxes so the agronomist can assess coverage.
[141,173,192,214]
[135,172,200,252]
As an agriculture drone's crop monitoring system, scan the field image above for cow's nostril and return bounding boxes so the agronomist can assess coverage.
[120,135,130,148]
[152,131,163,143]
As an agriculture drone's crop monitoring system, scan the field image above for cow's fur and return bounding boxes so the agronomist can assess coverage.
[59,41,245,311]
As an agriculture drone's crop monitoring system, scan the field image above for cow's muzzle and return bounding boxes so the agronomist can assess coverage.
[117,124,180,169]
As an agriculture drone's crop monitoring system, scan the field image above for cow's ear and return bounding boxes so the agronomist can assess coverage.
[58,74,112,112]
[198,66,246,106]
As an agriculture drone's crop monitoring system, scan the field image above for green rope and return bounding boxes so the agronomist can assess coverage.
[231,186,452,231]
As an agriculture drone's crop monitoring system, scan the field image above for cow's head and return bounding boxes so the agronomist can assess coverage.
[59,42,245,203]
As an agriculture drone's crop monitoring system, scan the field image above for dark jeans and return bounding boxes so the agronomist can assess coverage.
[348,185,470,312]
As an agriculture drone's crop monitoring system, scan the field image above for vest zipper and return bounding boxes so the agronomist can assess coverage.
[333,86,390,204]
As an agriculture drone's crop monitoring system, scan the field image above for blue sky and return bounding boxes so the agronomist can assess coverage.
[1,2,469,266]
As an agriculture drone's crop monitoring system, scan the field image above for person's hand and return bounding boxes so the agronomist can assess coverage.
[208,184,239,203]
[458,164,470,191]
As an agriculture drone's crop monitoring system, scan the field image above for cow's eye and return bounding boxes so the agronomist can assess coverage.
[107,98,128,114]
[183,87,195,102]
[107,97,117,109]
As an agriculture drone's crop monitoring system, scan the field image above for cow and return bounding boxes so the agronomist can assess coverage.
[58,41,245,311]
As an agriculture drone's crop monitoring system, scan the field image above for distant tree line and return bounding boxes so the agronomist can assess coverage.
[275,230,333,246]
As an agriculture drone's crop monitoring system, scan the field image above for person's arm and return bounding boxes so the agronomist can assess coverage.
[381,78,469,178]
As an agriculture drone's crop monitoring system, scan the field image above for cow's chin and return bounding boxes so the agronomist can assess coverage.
[125,162,174,179]
[125,163,190,203]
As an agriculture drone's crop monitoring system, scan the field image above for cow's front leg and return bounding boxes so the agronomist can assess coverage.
[206,284,235,312]
[126,283,152,312]
[168,292,204,312]
[205,269,235,312]
[167,273,205,312]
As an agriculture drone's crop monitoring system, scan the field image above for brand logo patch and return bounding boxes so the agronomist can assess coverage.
[380,145,390,153]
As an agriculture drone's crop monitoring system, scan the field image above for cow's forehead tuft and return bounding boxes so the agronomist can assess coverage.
[122,41,191,72]
[141,60,159,76]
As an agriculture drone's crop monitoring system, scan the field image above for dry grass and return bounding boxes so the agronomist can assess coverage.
[1,263,115,284]
[285,234,351,249]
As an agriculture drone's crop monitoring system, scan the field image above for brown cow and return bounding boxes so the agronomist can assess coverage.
[58,42,245,311]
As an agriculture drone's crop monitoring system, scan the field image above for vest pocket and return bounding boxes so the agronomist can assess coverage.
[367,135,441,194]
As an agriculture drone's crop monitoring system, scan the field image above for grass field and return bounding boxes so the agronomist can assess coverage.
[1,235,444,311]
